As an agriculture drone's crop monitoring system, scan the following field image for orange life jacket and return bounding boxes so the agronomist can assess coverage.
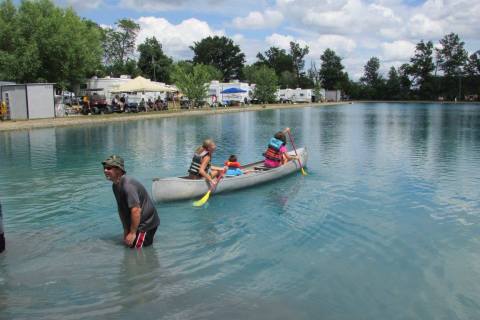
[224,161,241,168]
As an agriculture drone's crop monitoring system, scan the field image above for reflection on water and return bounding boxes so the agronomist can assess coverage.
[1,103,480,319]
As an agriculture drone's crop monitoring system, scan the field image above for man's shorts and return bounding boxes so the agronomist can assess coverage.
[0,233,5,253]
[130,227,157,249]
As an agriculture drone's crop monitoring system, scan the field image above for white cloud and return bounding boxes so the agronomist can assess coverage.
[407,14,444,38]
[265,33,355,57]
[381,40,416,62]
[233,9,283,29]
[136,17,224,59]
[310,35,356,56]
[265,33,311,50]
[60,0,103,10]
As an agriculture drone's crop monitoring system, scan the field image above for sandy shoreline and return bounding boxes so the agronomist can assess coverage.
[0,102,346,132]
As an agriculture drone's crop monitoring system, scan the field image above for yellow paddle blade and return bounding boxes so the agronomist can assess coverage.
[193,190,211,207]
[301,167,308,176]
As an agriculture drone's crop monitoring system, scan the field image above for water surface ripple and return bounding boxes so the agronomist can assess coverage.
[1,103,480,319]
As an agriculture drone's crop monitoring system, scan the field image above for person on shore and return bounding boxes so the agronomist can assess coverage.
[103,155,160,249]
[0,202,5,253]
[188,139,225,186]
[0,100,6,121]
[263,128,298,168]
[224,155,252,176]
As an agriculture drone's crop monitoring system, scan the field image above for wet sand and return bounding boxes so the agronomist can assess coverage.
[0,102,346,132]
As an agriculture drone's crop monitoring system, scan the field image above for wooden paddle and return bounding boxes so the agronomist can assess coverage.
[193,171,225,207]
[287,130,307,176]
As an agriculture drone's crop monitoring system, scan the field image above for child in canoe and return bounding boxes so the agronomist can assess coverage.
[263,128,298,168]
[224,155,253,176]
[188,139,225,186]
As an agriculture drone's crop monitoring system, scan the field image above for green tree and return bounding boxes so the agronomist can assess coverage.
[0,0,103,88]
[190,36,245,81]
[398,63,412,99]
[244,65,278,103]
[256,46,295,88]
[360,57,385,99]
[385,67,401,100]
[436,33,468,77]
[171,62,219,107]
[289,41,309,85]
[103,18,140,76]
[465,51,480,76]
[103,19,140,65]
[408,40,435,99]
[256,47,294,77]
[319,48,348,90]
[279,70,296,89]
[137,37,173,83]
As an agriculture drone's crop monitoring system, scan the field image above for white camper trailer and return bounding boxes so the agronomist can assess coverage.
[276,89,294,103]
[276,88,313,103]
[291,88,312,103]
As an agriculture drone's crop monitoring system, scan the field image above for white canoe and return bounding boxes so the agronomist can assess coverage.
[152,148,308,202]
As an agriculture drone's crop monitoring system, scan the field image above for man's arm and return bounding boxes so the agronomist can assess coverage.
[124,206,141,246]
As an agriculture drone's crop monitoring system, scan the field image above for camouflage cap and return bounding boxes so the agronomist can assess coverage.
[102,155,126,172]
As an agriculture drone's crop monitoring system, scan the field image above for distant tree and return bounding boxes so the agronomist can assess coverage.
[244,65,278,103]
[313,83,323,102]
[279,70,296,89]
[171,62,219,107]
[436,33,468,77]
[319,48,348,90]
[360,57,385,99]
[289,41,309,84]
[385,67,401,100]
[137,37,173,83]
[103,19,140,67]
[298,75,314,88]
[361,57,381,86]
[465,51,480,76]
[343,79,364,100]
[408,40,435,99]
[0,0,103,88]
[190,36,245,81]
[256,47,293,75]
[308,61,321,86]
[398,63,412,99]
[436,33,469,99]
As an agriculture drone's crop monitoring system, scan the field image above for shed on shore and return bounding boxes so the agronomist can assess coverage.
[0,83,55,120]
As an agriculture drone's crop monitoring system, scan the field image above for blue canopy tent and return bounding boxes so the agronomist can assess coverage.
[220,87,247,94]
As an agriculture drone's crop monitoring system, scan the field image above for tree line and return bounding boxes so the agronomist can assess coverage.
[0,0,479,103]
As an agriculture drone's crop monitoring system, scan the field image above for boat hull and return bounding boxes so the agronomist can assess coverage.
[152,148,307,202]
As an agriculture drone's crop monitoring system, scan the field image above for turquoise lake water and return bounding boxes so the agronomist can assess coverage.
[1,102,480,319]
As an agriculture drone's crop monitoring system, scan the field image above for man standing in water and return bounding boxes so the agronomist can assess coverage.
[0,202,5,253]
[102,155,160,248]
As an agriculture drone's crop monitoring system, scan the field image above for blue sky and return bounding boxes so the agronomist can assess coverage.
[56,0,479,79]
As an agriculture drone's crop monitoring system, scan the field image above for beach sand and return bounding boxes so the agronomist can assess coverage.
[0,102,346,132]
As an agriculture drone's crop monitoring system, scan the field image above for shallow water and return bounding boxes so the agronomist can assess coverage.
[1,103,480,319]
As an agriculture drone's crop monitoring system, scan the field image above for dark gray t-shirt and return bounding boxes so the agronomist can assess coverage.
[112,175,160,232]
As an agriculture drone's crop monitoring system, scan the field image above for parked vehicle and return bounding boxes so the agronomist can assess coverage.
[81,92,112,115]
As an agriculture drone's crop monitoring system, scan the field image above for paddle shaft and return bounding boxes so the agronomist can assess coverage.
[287,131,304,169]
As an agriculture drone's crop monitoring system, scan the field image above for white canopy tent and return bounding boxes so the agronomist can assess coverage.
[111,76,177,93]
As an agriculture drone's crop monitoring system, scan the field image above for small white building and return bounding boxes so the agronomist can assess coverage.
[1,83,55,120]
[325,90,342,102]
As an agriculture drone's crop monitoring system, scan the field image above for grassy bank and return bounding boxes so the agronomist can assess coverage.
[0,102,346,132]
